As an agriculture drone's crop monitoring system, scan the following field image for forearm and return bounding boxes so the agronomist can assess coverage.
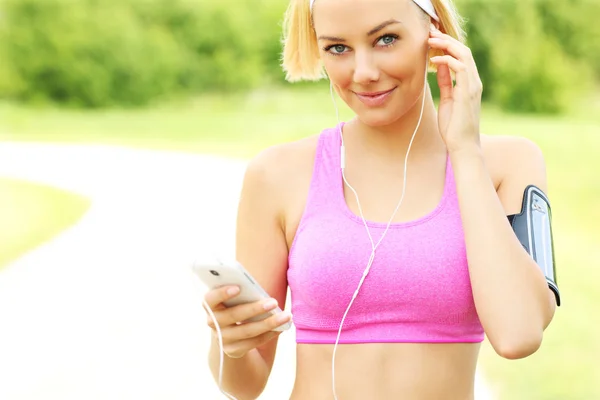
[208,335,270,400]
[450,146,553,357]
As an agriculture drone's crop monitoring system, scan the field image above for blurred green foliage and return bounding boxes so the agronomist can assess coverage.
[0,0,286,107]
[456,0,598,114]
[0,0,597,112]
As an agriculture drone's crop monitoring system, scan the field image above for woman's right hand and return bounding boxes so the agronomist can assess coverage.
[203,286,292,359]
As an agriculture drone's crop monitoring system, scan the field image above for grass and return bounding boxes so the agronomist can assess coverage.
[0,178,91,270]
[0,84,598,399]
[0,87,334,158]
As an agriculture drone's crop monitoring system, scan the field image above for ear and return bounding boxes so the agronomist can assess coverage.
[429,19,440,31]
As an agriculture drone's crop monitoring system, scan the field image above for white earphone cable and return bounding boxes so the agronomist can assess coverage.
[202,299,239,400]
[330,49,431,400]
[203,46,432,400]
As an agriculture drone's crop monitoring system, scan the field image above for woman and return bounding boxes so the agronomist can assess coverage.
[203,0,558,399]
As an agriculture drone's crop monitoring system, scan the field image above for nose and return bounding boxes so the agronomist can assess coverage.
[352,51,380,85]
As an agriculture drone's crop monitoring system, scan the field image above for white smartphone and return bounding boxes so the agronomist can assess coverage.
[192,259,291,332]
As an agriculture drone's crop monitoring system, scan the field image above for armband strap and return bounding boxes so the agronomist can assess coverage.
[508,185,561,306]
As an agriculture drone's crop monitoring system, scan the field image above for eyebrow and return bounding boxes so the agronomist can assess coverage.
[317,19,402,42]
[367,19,402,36]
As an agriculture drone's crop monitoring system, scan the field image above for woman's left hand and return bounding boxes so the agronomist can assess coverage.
[428,28,483,154]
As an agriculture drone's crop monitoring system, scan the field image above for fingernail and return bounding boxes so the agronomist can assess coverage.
[263,299,278,310]
[277,312,291,323]
[227,286,240,296]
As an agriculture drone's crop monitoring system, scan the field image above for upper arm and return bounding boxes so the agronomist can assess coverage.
[492,136,557,315]
[235,148,290,371]
[494,136,548,215]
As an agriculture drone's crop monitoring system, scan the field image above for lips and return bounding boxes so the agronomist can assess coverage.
[354,87,397,107]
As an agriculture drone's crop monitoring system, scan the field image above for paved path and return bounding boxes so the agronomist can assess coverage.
[0,142,495,400]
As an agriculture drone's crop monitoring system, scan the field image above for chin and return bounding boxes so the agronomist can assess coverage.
[355,111,398,127]
[353,99,409,127]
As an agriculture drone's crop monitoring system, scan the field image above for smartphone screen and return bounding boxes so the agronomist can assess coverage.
[530,191,555,282]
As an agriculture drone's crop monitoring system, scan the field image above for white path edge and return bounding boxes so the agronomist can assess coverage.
[0,142,496,400]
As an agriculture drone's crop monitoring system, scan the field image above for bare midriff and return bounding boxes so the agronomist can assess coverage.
[289,342,481,400]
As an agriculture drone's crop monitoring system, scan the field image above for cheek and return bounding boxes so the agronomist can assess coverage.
[380,57,413,81]
[323,58,354,89]
[380,45,426,81]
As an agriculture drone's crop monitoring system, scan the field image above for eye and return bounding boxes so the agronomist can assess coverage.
[376,34,399,47]
[325,44,348,55]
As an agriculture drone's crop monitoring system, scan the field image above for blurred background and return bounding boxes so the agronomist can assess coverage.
[0,0,598,399]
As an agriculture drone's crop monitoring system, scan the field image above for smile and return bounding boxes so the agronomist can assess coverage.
[353,87,397,107]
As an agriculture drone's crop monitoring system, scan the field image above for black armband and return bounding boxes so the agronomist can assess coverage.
[508,185,561,306]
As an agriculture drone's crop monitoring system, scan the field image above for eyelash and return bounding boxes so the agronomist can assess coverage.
[323,34,400,56]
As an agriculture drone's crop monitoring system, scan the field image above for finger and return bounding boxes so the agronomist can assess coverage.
[212,297,280,328]
[203,285,240,310]
[428,32,482,91]
[429,31,473,64]
[430,55,469,90]
[435,60,453,102]
[220,310,292,342]
[223,330,282,359]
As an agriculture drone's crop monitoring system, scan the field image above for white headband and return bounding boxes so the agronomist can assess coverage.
[309,0,440,22]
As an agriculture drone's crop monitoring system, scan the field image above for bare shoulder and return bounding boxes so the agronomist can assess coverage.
[480,134,548,215]
[247,135,319,179]
[243,135,320,211]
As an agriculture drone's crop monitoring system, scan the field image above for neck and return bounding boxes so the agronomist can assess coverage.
[344,86,444,160]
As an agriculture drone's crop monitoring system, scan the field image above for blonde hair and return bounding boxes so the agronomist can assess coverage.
[281,0,467,82]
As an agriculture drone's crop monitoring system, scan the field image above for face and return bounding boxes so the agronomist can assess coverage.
[312,0,432,127]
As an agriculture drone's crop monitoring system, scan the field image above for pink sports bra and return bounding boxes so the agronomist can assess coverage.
[287,123,485,344]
